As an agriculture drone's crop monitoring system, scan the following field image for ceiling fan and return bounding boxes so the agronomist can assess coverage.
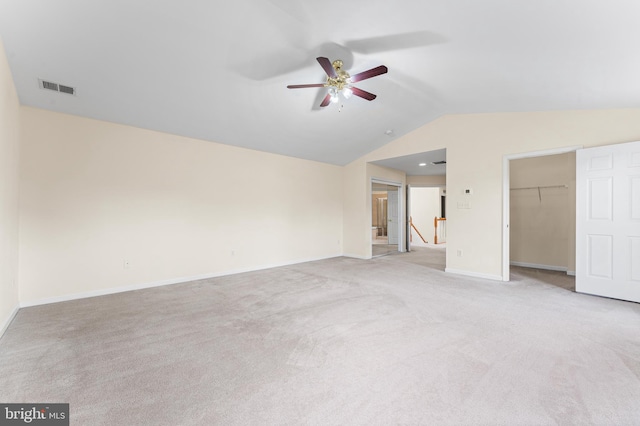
[287,57,388,107]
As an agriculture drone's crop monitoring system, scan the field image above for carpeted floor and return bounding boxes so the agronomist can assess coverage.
[372,243,398,257]
[1,246,639,425]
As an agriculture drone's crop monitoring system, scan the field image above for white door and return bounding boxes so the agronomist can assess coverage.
[576,141,640,303]
[387,189,399,246]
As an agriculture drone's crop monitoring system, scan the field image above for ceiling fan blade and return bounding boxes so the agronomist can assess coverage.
[287,83,326,89]
[350,65,388,83]
[317,57,337,78]
[351,87,377,101]
[319,93,332,107]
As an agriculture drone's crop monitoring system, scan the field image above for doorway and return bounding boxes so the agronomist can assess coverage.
[372,181,401,257]
[502,146,580,281]
[408,186,445,249]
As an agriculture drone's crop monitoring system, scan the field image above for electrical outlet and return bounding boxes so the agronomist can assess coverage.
[457,249,463,257]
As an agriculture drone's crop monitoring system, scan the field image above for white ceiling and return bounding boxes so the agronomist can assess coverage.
[1,1,639,166]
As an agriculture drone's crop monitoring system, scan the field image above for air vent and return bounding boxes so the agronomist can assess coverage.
[58,84,75,95]
[39,79,76,96]
[431,160,447,165]
[41,80,59,91]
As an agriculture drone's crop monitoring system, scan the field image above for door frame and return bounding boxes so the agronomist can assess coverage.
[407,184,446,251]
[406,184,411,252]
[371,178,403,254]
[501,146,581,281]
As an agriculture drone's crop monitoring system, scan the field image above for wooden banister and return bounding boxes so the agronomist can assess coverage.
[434,217,447,244]
[410,216,427,243]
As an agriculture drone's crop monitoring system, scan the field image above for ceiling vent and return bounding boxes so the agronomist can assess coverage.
[39,79,76,96]
[431,160,447,165]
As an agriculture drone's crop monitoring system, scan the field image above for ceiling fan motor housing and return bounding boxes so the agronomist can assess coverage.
[328,60,350,90]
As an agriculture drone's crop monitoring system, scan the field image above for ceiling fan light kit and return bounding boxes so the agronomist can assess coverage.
[287,57,388,109]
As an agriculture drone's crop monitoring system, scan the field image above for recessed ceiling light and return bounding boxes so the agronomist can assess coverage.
[419,163,427,167]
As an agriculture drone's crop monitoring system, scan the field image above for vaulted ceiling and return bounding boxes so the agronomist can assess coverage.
[1,1,639,166]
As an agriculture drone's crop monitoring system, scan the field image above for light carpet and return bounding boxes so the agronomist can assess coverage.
[1,246,639,425]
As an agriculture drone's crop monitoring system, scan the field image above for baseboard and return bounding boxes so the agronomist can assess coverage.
[567,270,576,276]
[1,305,20,339]
[20,255,340,308]
[510,261,568,273]
[445,268,503,281]
[342,253,371,260]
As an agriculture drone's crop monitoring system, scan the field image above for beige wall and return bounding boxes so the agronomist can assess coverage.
[0,38,21,332]
[349,110,640,279]
[342,161,367,258]
[19,107,344,304]
[510,153,574,271]
[407,175,446,186]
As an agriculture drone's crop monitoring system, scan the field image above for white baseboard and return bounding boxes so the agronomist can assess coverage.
[567,270,576,276]
[20,255,340,308]
[445,268,503,281]
[1,304,20,339]
[510,261,568,273]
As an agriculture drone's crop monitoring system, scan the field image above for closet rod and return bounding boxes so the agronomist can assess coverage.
[510,184,568,191]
